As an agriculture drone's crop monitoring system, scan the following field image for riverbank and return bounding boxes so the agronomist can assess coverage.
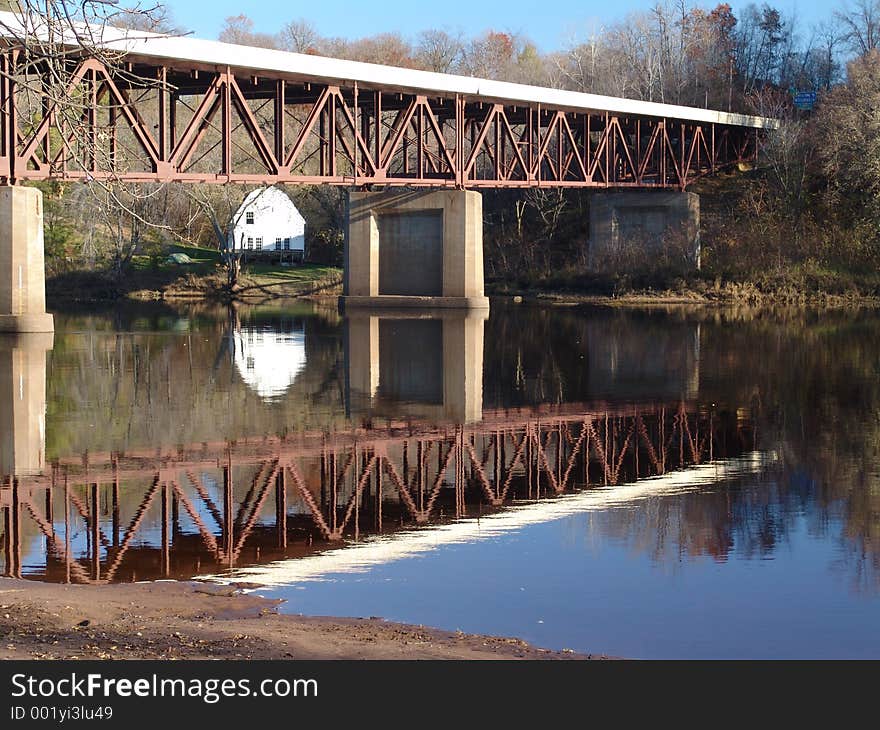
[491,288,880,309]
[47,245,342,304]
[44,245,880,309]
[487,265,880,308]
[0,578,597,660]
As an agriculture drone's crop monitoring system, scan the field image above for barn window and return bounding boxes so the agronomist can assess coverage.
[245,211,254,224]
[283,238,291,250]
[256,237,263,251]
[275,237,282,250]
[247,237,253,249]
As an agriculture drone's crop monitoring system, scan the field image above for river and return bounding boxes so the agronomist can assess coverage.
[2,300,879,658]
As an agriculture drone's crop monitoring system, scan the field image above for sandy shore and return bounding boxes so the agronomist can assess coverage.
[0,578,602,660]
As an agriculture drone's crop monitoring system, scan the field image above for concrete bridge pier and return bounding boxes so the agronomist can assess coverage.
[589,191,701,270]
[341,189,489,311]
[0,186,54,333]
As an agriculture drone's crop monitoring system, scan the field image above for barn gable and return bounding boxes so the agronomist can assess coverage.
[227,186,306,256]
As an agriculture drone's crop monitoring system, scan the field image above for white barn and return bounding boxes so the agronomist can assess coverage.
[227,186,305,260]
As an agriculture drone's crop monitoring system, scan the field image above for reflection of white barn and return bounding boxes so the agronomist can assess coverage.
[232,325,306,401]
[227,187,305,260]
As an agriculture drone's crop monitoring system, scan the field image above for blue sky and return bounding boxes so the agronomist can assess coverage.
[165,0,837,52]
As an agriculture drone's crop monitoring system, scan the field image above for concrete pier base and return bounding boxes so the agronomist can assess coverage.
[341,189,489,311]
[0,186,54,333]
[345,309,486,424]
[589,191,701,270]
[0,332,53,477]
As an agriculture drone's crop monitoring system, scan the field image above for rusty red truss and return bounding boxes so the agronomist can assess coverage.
[0,50,759,189]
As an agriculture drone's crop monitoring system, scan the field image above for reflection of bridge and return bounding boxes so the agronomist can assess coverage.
[210,451,772,587]
[1,305,724,583]
[0,10,778,328]
[1,306,705,476]
[1,400,755,584]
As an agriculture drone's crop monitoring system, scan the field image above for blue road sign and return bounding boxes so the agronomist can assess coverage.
[793,91,817,110]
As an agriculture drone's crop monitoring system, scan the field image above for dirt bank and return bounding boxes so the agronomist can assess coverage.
[0,578,599,660]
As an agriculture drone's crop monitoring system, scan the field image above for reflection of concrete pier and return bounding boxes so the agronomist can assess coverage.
[0,332,53,476]
[345,309,486,423]
[584,318,700,401]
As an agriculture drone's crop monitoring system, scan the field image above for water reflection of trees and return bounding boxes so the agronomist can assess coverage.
[484,304,700,406]
[589,309,880,590]
[45,302,346,457]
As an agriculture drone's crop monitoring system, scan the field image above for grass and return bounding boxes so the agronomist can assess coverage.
[129,241,222,274]
[241,262,341,283]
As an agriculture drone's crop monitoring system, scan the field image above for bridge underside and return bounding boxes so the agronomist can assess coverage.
[0,53,757,188]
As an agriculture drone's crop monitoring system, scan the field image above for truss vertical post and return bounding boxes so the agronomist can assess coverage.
[157,66,168,166]
[353,81,358,185]
[275,79,285,168]
[222,68,232,180]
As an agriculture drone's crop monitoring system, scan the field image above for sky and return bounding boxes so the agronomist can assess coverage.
[164,0,837,52]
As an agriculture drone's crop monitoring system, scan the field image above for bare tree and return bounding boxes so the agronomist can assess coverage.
[178,184,258,291]
[279,18,319,54]
[816,49,880,220]
[0,2,171,174]
[836,0,880,55]
[0,1,181,274]
[218,14,278,49]
[345,32,413,66]
[809,22,844,89]
[415,29,463,73]
[556,26,606,93]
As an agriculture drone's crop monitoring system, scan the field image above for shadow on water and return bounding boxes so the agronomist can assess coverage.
[2,300,880,656]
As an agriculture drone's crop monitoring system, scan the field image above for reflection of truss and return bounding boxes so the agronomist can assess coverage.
[1,402,755,584]
[1,50,758,188]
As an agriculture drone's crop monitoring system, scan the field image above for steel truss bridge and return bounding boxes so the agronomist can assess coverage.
[1,401,757,584]
[0,11,774,189]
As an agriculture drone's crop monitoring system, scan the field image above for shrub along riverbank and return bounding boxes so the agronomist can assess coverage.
[488,257,880,308]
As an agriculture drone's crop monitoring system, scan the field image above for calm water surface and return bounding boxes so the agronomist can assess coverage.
[2,300,880,658]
